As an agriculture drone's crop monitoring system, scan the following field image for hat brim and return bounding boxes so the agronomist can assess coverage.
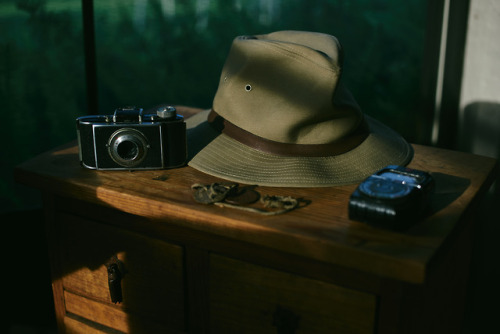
[186,109,413,187]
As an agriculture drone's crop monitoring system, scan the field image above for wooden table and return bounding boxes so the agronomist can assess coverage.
[15,135,497,333]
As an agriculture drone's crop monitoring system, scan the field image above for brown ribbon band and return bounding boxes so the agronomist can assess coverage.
[207,109,369,157]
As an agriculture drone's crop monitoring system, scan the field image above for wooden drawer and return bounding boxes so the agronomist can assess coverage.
[58,212,185,333]
[209,254,376,334]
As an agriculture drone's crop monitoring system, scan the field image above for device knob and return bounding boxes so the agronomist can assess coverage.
[157,106,177,119]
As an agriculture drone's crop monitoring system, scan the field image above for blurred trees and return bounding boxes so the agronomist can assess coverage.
[93,0,426,135]
[0,0,426,211]
[1,0,85,210]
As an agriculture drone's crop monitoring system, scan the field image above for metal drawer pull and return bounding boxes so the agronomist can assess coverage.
[272,305,300,334]
[106,256,124,304]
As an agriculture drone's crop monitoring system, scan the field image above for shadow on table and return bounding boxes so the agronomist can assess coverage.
[428,172,471,214]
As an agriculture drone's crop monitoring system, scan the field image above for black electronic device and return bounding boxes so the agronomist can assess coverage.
[348,165,434,230]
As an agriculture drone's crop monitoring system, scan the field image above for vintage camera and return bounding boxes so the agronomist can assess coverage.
[348,165,434,230]
[77,106,187,170]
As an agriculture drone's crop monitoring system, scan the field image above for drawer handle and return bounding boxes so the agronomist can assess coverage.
[272,305,300,334]
[106,257,124,304]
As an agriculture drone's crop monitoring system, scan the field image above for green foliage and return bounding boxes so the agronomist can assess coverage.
[1,0,84,210]
[93,0,426,136]
[1,0,427,212]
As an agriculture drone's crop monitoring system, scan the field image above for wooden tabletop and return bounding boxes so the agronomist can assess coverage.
[14,126,498,285]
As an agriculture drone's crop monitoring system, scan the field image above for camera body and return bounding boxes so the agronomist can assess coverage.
[77,106,187,170]
[348,165,434,230]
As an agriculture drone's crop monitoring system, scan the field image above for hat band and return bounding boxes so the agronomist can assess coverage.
[208,109,369,157]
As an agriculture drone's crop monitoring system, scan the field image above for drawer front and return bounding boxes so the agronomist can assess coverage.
[64,291,178,333]
[58,212,185,332]
[210,254,376,334]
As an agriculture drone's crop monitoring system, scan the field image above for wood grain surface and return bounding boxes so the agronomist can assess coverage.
[15,107,498,284]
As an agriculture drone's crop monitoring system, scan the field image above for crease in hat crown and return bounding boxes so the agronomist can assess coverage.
[212,30,365,147]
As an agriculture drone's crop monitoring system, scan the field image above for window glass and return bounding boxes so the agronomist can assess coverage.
[1,0,84,211]
[1,0,427,211]
[94,0,426,139]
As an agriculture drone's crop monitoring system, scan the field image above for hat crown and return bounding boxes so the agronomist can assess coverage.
[213,30,363,145]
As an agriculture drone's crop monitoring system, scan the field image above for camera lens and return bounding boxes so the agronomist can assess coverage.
[107,128,149,167]
[117,141,139,160]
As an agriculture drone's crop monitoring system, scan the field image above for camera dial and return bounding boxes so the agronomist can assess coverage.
[359,178,411,200]
[107,128,149,167]
[157,106,177,119]
[359,171,418,200]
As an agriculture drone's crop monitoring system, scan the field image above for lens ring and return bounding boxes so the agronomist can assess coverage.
[107,128,149,167]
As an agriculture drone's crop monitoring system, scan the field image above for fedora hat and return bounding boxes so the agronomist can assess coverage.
[186,31,413,187]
